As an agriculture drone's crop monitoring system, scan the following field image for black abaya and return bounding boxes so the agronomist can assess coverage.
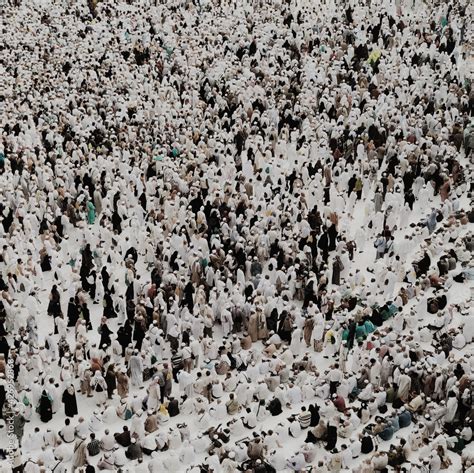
[67,300,79,327]
[39,391,53,422]
[62,389,78,417]
[325,424,337,450]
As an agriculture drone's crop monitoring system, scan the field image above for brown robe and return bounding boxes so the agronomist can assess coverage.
[303,318,315,347]
[247,440,264,461]
[439,180,450,202]
[80,370,92,396]
[240,335,252,350]
[247,314,259,342]
[144,414,158,433]
[116,372,129,399]
[256,311,268,340]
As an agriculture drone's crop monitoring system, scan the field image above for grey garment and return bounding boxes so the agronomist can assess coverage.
[465,237,474,252]
[374,192,383,213]
[126,443,143,460]
[375,237,386,255]
[129,355,144,386]
[93,190,103,215]
[13,414,26,440]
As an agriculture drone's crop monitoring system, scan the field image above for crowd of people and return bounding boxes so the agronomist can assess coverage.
[0,0,473,471]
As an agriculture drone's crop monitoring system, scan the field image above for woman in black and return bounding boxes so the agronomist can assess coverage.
[308,404,320,427]
[62,385,78,417]
[277,311,293,343]
[133,316,146,350]
[105,364,117,399]
[325,422,337,450]
[67,297,79,327]
[47,285,62,318]
[182,281,194,312]
[101,266,110,292]
[327,223,338,251]
[38,390,53,423]
[40,250,52,272]
[99,319,113,347]
[267,397,282,416]
[102,292,117,319]
[117,320,133,355]
[361,433,374,454]
[80,244,94,290]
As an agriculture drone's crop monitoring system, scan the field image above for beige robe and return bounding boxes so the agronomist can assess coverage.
[145,414,158,433]
[303,318,314,347]
[72,439,88,469]
[116,372,129,399]
[247,314,259,342]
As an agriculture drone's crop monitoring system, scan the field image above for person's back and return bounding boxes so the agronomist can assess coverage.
[247,439,263,460]
[361,435,373,454]
[87,434,100,456]
[268,397,282,416]
[168,398,179,417]
[126,439,143,460]
[298,408,312,429]
[398,410,411,428]
[115,427,131,447]
[378,424,394,441]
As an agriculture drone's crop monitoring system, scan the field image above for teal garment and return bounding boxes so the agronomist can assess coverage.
[171,147,179,157]
[449,436,465,454]
[398,411,411,428]
[342,328,350,341]
[390,416,400,433]
[355,324,367,340]
[381,304,397,321]
[364,320,376,334]
[165,46,174,58]
[87,201,96,225]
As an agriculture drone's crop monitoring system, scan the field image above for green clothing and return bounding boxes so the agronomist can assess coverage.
[364,320,376,334]
[355,324,367,340]
[381,304,397,321]
[87,201,96,225]
[385,387,395,404]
